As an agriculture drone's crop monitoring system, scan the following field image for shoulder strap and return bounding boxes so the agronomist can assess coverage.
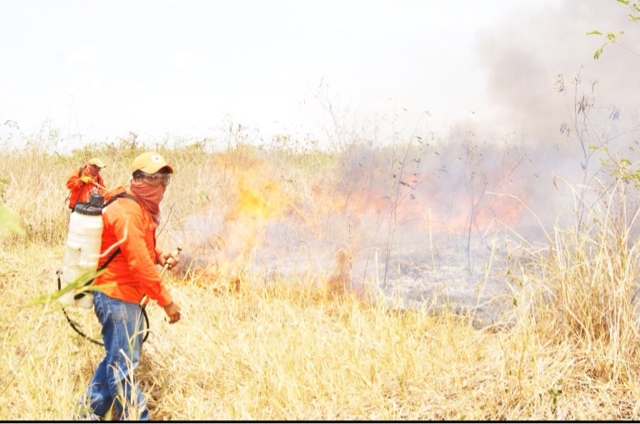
[98,247,120,271]
[95,191,141,270]
[103,191,139,208]
[69,166,88,210]
[74,192,141,292]
[73,247,121,298]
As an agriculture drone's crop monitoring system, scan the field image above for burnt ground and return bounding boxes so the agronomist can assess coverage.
[165,197,560,330]
[169,222,532,329]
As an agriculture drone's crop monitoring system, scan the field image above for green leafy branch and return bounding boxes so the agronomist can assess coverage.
[588,30,625,59]
[25,268,110,308]
[616,0,640,17]
[596,145,640,186]
[588,0,640,59]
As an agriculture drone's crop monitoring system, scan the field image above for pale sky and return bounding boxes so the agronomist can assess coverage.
[1,0,634,150]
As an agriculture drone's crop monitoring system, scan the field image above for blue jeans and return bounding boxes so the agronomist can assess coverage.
[81,291,149,420]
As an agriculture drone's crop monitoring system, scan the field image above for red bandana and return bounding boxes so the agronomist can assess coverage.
[130,179,166,223]
[84,163,99,178]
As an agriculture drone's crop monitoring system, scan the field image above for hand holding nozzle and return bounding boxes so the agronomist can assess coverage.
[159,246,182,275]
[140,247,183,324]
[80,176,107,191]
[162,247,183,324]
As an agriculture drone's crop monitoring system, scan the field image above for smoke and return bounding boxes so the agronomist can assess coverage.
[162,1,640,316]
[475,0,640,140]
[459,0,640,230]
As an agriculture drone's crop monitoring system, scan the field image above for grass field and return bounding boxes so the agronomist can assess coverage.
[2,133,640,420]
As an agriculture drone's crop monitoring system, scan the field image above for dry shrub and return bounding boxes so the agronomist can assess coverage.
[507,177,640,389]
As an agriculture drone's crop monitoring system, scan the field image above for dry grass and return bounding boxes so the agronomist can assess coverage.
[2,138,640,420]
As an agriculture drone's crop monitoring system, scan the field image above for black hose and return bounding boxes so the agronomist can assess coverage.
[58,276,150,346]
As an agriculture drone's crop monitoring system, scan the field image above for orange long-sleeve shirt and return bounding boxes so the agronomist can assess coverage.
[94,190,173,307]
[66,164,106,209]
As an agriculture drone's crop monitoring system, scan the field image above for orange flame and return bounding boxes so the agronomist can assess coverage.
[175,147,530,294]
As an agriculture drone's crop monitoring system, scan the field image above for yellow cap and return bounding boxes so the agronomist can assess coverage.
[131,152,174,174]
[88,158,106,168]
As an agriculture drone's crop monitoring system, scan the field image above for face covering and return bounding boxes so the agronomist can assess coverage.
[130,179,166,223]
[85,163,99,178]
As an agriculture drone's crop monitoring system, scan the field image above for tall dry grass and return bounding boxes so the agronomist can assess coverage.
[2,135,640,420]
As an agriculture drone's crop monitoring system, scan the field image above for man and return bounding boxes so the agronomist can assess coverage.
[66,157,107,209]
[79,152,181,421]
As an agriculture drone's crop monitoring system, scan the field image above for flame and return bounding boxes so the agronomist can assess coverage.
[229,180,290,221]
[194,155,300,282]
[173,146,532,295]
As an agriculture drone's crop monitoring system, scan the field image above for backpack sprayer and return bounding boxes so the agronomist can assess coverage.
[58,193,105,309]
[56,192,181,345]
